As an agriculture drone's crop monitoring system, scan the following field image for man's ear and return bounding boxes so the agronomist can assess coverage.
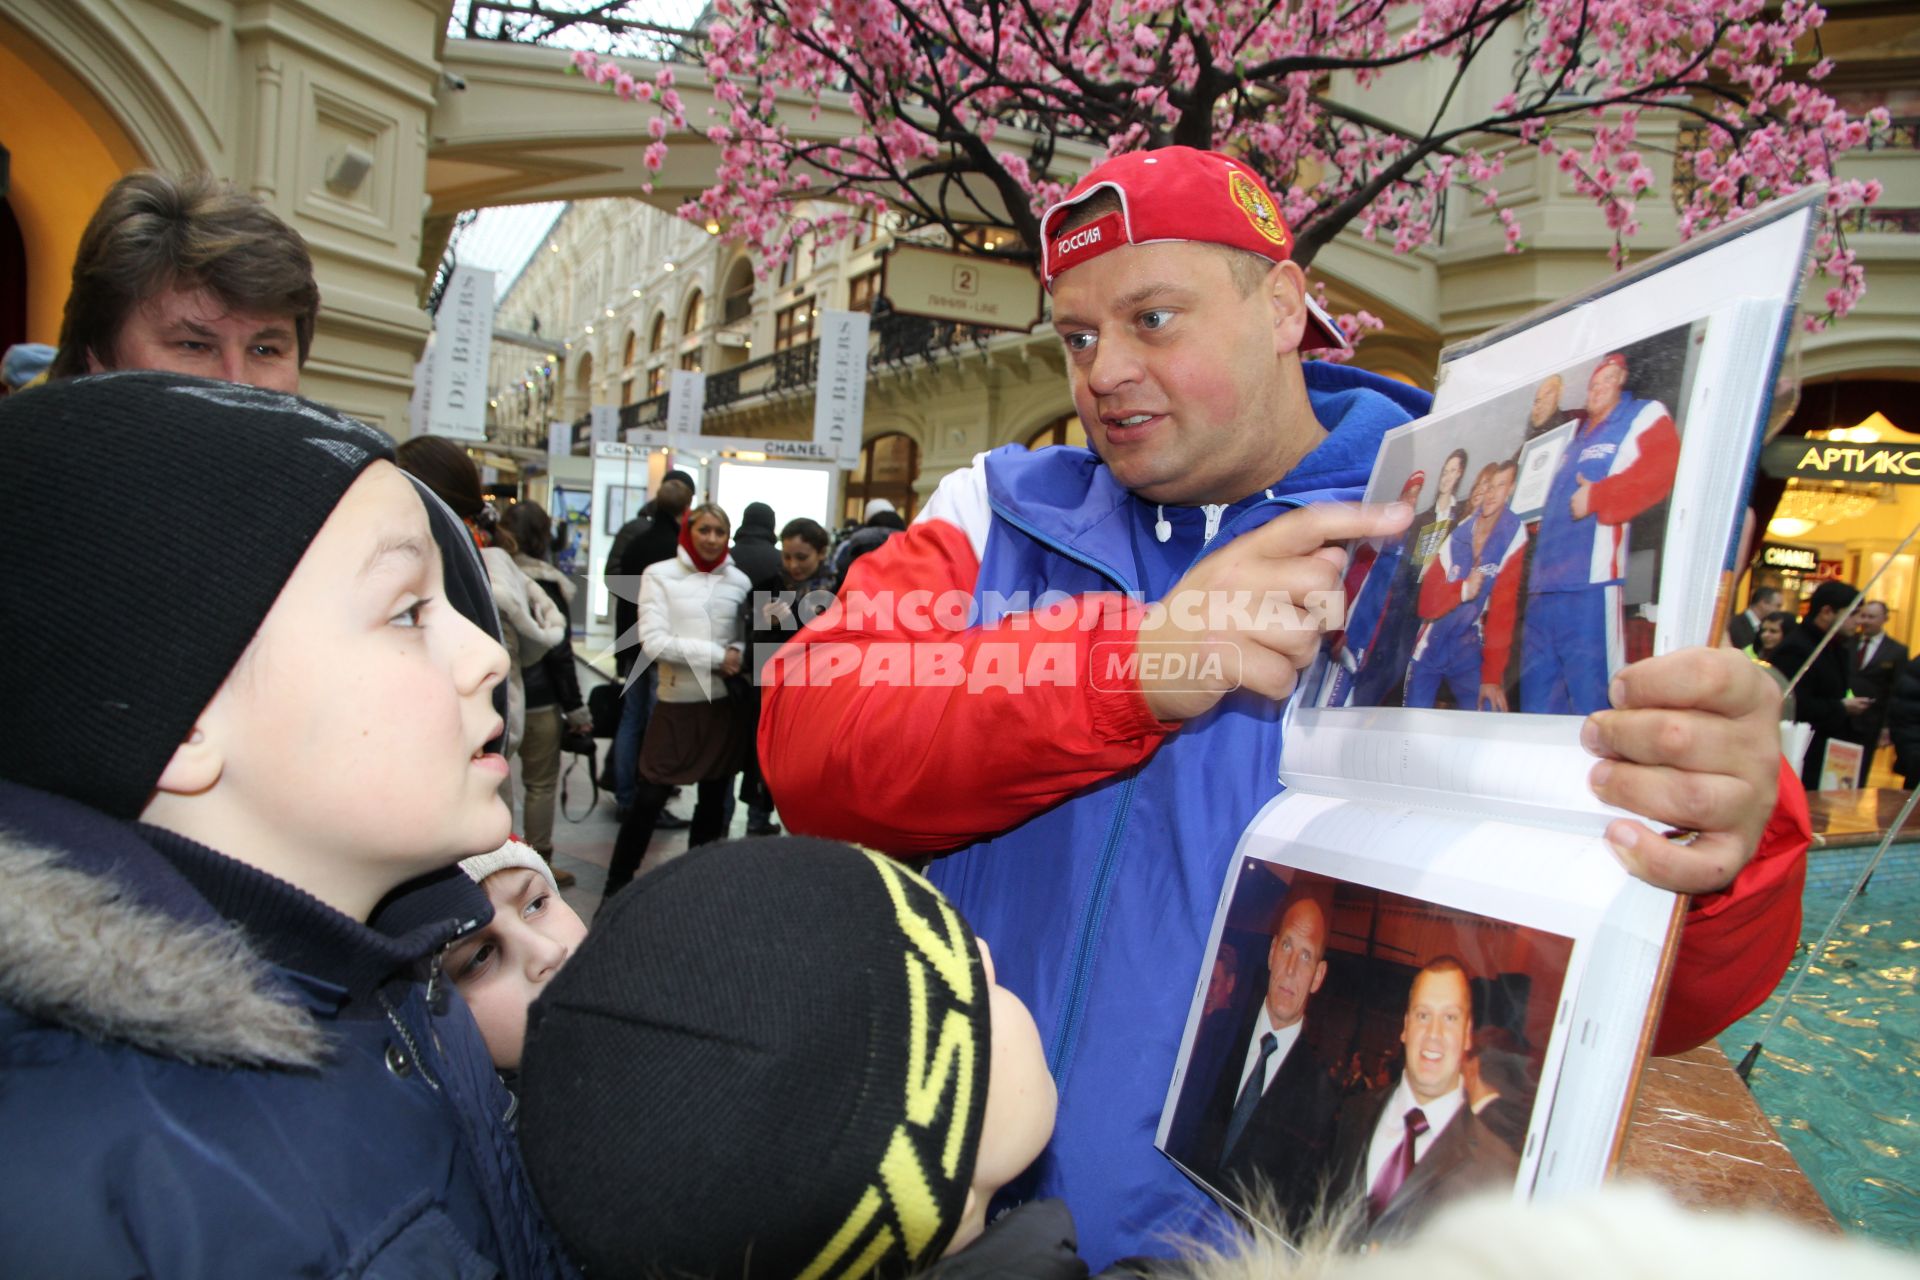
[1268,260,1312,358]
[153,726,224,796]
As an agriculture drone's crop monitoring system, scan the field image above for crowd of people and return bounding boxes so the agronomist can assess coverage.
[3,152,1905,1280]
[1738,580,1918,790]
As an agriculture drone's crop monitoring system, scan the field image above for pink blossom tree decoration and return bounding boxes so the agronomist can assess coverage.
[568,0,1888,334]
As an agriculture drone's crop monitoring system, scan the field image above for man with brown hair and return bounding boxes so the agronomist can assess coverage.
[52,170,320,391]
[1329,956,1518,1242]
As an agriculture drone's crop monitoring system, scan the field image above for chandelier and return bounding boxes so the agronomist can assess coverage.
[1766,418,1899,538]
[1769,477,1891,537]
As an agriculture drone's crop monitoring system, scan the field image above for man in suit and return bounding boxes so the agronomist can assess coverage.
[1728,585,1783,652]
[1768,580,1868,791]
[1329,957,1519,1242]
[1462,1026,1536,1154]
[1842,600,1906,786]
[1189,895,1340,1227]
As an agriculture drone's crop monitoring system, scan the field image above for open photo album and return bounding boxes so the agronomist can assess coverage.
[1154,188,1825,1243]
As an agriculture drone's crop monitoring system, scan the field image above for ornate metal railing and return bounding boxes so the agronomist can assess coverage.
[579,306,1001,445]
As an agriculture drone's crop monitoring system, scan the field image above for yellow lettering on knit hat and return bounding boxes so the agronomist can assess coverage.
[868,851,976,1002]
[796,850,986,1279]
[795,1187,891,1280]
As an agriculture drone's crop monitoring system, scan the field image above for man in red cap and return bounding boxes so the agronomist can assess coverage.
[1522,352,1680,714]
[760,148,1805,1265]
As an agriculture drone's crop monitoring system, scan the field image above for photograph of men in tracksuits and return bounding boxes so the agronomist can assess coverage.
[1521,353,1680,715]
[1406,461,1528,712]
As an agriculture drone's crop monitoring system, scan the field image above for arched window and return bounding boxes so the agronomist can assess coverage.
[682,289,706,337]
[722,257,754,323]
[623,330,638,367]
[649,312,667,352]
[575,352,594,392]
[1027,414,1087,450]
[843,432,920,524]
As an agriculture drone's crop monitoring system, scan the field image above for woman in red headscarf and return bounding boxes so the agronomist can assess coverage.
[604,503,753,900]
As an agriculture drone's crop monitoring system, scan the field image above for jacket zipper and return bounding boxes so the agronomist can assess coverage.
[987,498,1141,1086]
[379,990,442,1092]
[990,491,1304,1087]
[1046,772,1138,1084]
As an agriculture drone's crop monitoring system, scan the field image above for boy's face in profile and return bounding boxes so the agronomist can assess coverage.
[163,462,513,911]
[949,938,1056,1254]
[447,868,588,1068]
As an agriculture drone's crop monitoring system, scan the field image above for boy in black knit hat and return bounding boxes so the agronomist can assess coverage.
[0,372,567,1276]
[520,836,1151,1279]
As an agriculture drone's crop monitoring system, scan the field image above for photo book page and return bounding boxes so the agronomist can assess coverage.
[1156,190,1823,1244]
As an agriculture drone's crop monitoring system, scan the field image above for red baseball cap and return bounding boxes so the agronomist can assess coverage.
[1039,147,1348,351]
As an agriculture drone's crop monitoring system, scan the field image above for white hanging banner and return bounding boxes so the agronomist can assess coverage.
[425,266,495,441]
[813,310,870,468]
[668,370,707,448]
[547,420,571,459]
[589,405,620,449]
[619,322,869,467]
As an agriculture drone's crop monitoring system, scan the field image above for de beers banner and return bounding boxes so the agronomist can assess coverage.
[421,265,495,441]
[813,310,871,469]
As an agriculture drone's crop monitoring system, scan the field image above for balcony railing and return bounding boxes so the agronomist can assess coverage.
[591,306,997,442]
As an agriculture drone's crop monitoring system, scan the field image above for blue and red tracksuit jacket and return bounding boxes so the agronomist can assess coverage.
[759,363,1808,1267]
[1413,507,1529,684]
[1532,395,1679,593]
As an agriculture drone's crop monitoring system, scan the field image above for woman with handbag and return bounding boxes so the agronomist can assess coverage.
[603,503,752,901]
[502,501,591,888]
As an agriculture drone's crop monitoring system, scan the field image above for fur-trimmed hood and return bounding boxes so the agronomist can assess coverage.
[0,830,328,1068]
[0,781,485,1072]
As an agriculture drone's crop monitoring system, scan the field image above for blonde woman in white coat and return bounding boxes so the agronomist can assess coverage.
[604,503,752,900]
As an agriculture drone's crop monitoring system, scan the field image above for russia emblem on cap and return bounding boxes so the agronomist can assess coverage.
[1227,171,1289,248]
[1038,147,1348,352]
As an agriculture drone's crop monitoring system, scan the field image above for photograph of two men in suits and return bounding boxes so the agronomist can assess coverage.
[1161,864,1571,1243]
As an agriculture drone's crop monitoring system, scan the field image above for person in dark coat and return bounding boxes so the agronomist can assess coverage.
[1181,896,1340,1230]
[730,502,786,834]
[1767,579,1867,790]
[0,374,568,1277]
[1728,585,1784,652]
[831,497,909,584]
[1326,958,1518,1244]
[1840,599,1907,785]
[730,500,785,590]
[1886,652,1920,790]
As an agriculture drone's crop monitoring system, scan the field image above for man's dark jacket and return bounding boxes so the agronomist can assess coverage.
[1326,1083,1518,1244]
[607,504,683,675]
[1767,617,1853,789]
[1188,1011,1339,1231]
[731,506,784,592]
[1844,632,1907,753]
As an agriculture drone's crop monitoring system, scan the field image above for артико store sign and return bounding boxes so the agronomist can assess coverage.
[1761,439,1920,483]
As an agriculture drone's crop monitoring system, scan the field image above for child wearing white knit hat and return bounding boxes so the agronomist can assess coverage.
[449,838,587,1070]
